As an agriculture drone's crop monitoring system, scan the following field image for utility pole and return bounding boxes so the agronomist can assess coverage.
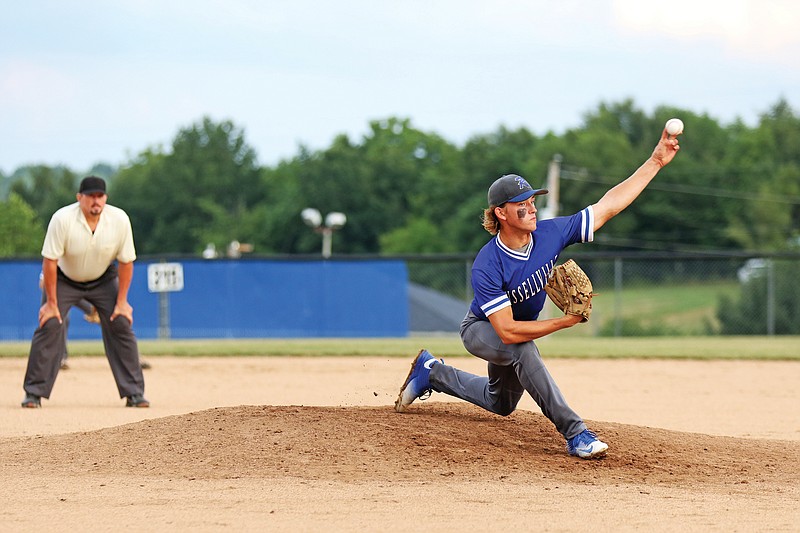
[539,154,563,323]
[540,154,562,220]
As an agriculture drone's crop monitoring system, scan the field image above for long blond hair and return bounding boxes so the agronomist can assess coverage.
[481,206,501,235]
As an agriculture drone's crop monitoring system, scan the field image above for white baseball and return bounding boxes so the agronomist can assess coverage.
[665,118,684,136]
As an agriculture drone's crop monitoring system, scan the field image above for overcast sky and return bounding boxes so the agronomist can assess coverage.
[2,0,798,174]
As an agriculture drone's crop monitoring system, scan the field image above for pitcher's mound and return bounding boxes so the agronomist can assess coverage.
[3,403,797,489]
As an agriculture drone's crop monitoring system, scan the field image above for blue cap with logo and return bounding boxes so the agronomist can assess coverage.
[488,174,548,206]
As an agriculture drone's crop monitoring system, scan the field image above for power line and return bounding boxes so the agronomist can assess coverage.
[560,168,800,205]
[592,234,749,254]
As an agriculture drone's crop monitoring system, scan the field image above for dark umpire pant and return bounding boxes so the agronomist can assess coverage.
[39,289,93,363]
[23,266,146,400]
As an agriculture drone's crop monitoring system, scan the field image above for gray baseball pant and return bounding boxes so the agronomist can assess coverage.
[24,269,145,400]
[428,312,587,440]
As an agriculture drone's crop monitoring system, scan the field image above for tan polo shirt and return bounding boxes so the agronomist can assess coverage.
[41,202,137,282]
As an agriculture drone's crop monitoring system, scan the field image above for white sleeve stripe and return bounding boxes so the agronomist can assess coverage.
[582,206,595,242]
[485,300,511,316]
[581,209,588,241]
[480,295,507,312]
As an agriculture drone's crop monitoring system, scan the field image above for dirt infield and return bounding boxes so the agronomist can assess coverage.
[1,355,799,531]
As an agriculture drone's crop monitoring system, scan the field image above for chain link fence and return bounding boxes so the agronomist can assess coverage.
[404,252,800,336]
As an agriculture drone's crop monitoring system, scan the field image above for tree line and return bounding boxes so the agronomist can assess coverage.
[2,98,799,258]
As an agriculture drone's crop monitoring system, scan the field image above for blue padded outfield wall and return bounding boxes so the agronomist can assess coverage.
[0,259,409,340]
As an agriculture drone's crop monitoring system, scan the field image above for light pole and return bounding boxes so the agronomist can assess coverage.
[301,208,347,258]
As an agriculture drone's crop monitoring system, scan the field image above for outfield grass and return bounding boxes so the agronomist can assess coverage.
[584,280,740,336]
[0,336,797,360]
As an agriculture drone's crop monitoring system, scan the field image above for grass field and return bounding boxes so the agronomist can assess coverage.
[563,280,741,336]
[0,335,797,360]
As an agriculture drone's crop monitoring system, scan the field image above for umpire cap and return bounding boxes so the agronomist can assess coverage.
[488,174,548,206]
[78,176,107,195]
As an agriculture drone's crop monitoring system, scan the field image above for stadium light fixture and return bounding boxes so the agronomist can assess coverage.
[301,208,347,258]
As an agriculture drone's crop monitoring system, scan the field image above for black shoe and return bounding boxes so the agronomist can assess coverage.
[140,360,152,370]
[125,394,150,408]
[21,394,41,408]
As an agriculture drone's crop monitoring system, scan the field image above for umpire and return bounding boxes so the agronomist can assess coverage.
[21,176,149,408]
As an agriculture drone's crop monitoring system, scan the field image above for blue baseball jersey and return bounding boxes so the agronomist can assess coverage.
[469,206,595,321]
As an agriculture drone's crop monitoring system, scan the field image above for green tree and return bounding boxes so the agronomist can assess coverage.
[263,117,463,255]
[718,260,800,334]
[722,99,800,250]
[369,118,464,253]
[113,117,264,254]
[552,106,641,249]
[0,169,8,198]
[453,126,544,252]
[251,137,370,255]
[538,101,779,252]
[47,98,800,257]
[10,165,79,230]
[0,193,43,257]
[611,108,741,252]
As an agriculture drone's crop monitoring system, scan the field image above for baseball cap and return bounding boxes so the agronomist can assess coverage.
[78,176,106,195]
[487,174,548,206]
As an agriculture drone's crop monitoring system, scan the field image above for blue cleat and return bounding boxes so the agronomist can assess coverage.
[566,429,608,459]
[395,349,441,412]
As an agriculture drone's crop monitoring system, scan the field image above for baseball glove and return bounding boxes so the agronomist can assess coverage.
[84,307,101,324]
[545,259,594,322]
